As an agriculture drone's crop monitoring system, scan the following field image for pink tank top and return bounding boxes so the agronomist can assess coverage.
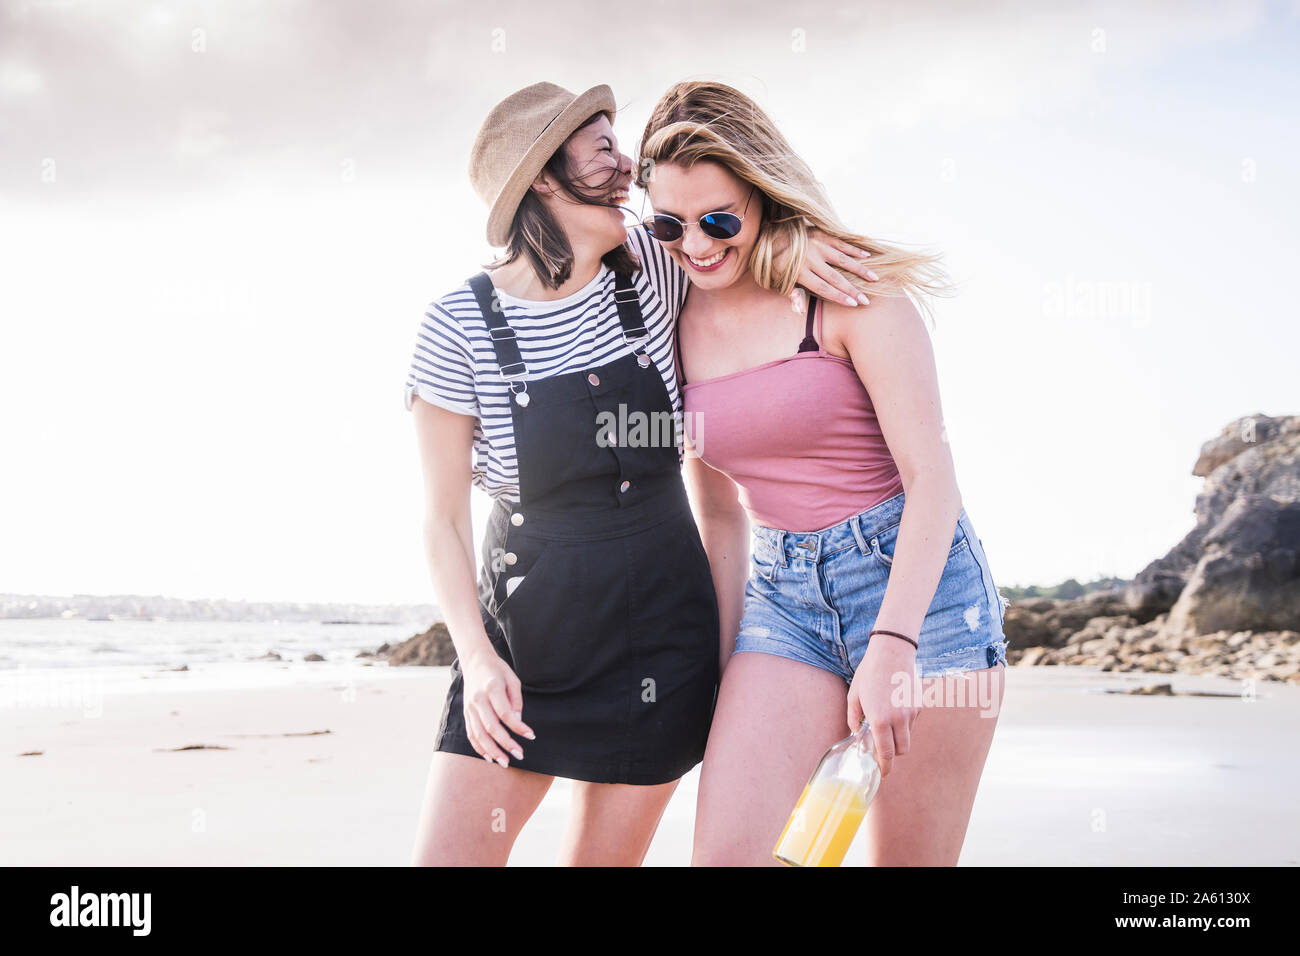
[678,296,904,533]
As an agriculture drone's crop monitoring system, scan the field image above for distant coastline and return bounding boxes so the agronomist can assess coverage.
[999,576,1129,601]
[0,593,439,627]
[3,580,1128,626]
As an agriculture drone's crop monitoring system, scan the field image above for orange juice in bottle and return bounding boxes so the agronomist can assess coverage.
[773,722,881,867]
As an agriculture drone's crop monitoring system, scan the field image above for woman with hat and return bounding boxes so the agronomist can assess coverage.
[405,82,875,866]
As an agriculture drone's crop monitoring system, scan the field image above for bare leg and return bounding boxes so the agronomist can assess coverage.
[411,751,555,866]
[692,652,849,866]
[860,663,1006,866]
[557,778,681,866]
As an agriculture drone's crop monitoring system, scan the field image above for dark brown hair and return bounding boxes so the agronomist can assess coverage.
[491,112,638,289]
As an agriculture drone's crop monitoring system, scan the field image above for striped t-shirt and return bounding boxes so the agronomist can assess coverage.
[403,226,687,502]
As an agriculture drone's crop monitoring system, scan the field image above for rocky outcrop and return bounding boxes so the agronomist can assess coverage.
[1163,495,1300,636]
[366,622,456,666]
[1123,414,1300,623]
[1009,413,1300,684]
[1006,606,1300,685]
[1002,591,1130,648]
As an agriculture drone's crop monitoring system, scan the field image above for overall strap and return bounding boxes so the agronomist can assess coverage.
[614,271,653,370]
[673,281,691,387]
[674,313,687,387]
[468,272,527,382]
[613,271,649,349]
[797,293,819,353]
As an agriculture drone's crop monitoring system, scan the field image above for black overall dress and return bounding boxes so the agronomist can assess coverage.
[433,270,721,786]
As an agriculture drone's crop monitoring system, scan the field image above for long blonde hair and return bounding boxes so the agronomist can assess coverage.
[639,81,955,320]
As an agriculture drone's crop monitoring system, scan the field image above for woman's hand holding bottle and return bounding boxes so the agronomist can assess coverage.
[846,635,921,777]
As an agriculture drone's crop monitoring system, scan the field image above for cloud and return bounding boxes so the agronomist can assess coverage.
[0,0,1283,201]
[0,58,43,94]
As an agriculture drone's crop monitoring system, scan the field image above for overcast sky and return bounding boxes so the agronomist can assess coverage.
[2,0,1297,604]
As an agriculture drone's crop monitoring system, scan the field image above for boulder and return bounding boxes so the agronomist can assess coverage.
[1002,603,1058,648]
[380,622,457,666]
[1163,495,1300,636]
[1002,591,1128,649]
[1125,414,1300,621]
[1016,646,1049,666]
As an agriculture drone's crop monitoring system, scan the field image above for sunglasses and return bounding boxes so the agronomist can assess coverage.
[642,187,755,243]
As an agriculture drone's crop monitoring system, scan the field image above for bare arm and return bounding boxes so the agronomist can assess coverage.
[682,450,750,677]
[838,292,963,643]
[826,293,963,774]
[412,399,486,656]
[411,397,533,765]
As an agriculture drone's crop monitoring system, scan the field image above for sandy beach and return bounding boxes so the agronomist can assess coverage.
[3,663,1297,866]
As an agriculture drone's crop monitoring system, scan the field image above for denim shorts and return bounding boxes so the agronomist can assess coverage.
[732,491,1009,680]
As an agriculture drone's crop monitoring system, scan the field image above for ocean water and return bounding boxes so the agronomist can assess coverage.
[0,618,439,701]
[0,618,422,673]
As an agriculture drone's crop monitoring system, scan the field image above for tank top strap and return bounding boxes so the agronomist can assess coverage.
[797,293,820,353]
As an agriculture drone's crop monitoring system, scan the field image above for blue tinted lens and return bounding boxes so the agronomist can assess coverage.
[699,213,742,239]
[647,216,683,241]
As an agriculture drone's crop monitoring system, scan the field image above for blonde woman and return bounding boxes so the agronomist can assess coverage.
[638,82,1009,866]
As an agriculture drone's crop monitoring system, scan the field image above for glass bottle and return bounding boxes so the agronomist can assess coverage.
[773,722,882,867]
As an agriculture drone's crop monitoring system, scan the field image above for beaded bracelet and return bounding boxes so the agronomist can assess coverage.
[869,628,918,650]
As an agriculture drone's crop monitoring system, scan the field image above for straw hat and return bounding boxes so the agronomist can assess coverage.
[469,82,617,247]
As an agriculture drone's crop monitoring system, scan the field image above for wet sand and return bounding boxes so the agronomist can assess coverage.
[2,665,1297,866]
